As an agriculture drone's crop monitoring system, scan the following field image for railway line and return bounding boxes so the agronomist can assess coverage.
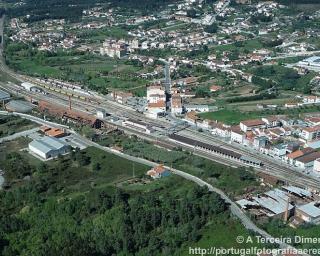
[2,80,320,189]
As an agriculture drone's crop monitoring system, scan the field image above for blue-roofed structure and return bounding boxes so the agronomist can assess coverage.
[0,90,10,102]
[296,202,320,224]
[29,136,70,159]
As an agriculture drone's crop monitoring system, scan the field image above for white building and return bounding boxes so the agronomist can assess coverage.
[313,158,320,172]
[296,202,320,224]
[231,126,245,144]
[184,104,209,113]
[29,136,70,159]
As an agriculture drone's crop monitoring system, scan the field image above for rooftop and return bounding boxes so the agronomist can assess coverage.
[0,90,10,101]
[240,119,265,127]
[29,136,68,154]
[298,202,320,218]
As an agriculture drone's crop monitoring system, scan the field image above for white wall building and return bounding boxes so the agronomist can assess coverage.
[29,136,70,159]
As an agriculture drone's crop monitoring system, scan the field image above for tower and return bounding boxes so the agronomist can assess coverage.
[163,63,172,112]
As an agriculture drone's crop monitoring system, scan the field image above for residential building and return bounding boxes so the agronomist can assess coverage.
[111,91,133,104]
[262,116,280,128]
[171,94,183,114]
[231,126,245,144]
[313,158,320,172]
[295,151,320,169]
[100,39,127,58]
[240,119,266,132]
[211,122,231,138]
[285,147,315,166]
[147,165,171,179]
[184,104,209,113]
[300,125,320,142]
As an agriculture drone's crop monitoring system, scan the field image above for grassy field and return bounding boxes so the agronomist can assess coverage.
[212,39,264,52]
[199,109,263,125]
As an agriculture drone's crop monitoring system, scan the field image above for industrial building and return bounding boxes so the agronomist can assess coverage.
[21,82,42,92]
[237,188,294,218]
[5,100,34,113]
[29,136,70,159]
[39,101,104,129]
[0,90,11,102]
[296,202,320,224]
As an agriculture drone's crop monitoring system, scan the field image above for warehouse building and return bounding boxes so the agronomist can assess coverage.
[296,202,320,224]
[29,136,70,159]
[0,90,11,102]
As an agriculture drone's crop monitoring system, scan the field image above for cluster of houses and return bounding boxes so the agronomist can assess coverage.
[185,111,320,172]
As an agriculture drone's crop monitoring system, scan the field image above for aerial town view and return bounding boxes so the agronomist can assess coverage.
[1,0,320,255]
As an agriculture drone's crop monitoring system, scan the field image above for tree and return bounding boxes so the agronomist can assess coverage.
[204,23,218,33]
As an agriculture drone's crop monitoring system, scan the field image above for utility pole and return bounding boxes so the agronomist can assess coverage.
[132,163,135,178]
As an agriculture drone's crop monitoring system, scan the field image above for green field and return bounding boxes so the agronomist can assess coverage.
[199,109,263,125]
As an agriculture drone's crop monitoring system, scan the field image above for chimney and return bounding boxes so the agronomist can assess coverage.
[69,96,72,110]
[283,194,290,222]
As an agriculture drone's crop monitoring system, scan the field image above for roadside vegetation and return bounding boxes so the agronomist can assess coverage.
[0,116,36,138]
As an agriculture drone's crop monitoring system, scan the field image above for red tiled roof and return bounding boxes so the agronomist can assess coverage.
[241,119,265,127]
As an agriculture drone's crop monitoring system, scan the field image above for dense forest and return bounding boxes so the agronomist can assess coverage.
[0,177,228,255]
[3,0,178,22]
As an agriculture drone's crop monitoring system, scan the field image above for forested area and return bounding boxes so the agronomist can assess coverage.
[3,0,178,22]
[0,158,229,255]
[251,65,315,93]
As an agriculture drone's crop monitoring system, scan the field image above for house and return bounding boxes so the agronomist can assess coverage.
[240,119,266,132]
[300,125,320,142]
[171,94,183,114]
[303,95,320,105]
[211,122,231,138]
[305,116,320,126]
[29,136,70,159]
[296,202,320,224]
[295,151,320,169]
[147,165,170,179]
[111,91,133,104]
[285,147,315,165]
[269,143,287,157]
[231,125,245,144]
[262,116,280,128]
[210,85,222,92]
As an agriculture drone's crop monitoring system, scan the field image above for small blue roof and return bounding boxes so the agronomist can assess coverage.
[0,90,10,101]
